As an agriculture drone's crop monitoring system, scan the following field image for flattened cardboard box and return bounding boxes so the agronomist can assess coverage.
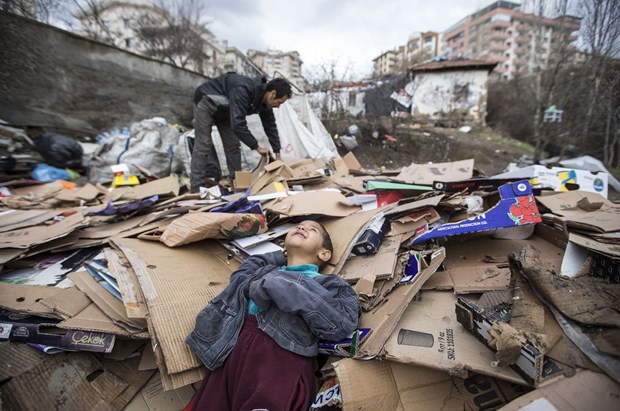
[0,351,154,411]
[110,175,180,201]
[339,234,402,283]
[0,211,85,249]
[499,370,620,411]
[536,190,620,233]
[395,159,474,185]
[124,372,196,411]
[0,209,58,233]
[265,191,361,218]
[113,238,239,375]
[0,282,91,320]
[0,309,116,353]
[68,271,147,333]
[423,234,564,293]
[355,248,446,359]
[333,358,529,411]
[383,291,524,384]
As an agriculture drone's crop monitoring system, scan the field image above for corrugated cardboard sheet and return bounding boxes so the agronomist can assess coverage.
[112,238,239,381]
[383,291,524,384]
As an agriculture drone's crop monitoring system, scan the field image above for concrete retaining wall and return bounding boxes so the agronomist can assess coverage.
[0,12,207,136]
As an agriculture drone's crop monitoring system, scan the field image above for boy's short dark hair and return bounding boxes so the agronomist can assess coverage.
[266,78,292,99]
[316,225,334,268]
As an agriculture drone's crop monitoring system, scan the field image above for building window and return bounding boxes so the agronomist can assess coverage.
[348,92,356,107]
[125,37,132,47]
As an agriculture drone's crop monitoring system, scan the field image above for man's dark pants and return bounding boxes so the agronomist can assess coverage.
[190,96,242,192]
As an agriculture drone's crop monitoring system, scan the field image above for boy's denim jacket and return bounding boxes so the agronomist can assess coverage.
[186,251,361,371]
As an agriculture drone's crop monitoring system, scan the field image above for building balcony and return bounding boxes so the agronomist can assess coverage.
[494,65,507,73]
[490,20,511,29]
[514,46,529,55]
[490,31,510,40]
[515,34,531,43]
[490,43,509,51]
[513,58,527,66]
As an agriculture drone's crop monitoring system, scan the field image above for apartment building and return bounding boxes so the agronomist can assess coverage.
[372,46,405,77]
[442,1,580,80]
[246,49,307,90]
[372,31,440,78]
[405,31,440,64]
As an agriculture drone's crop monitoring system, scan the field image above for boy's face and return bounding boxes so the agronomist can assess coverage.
[284,221,331,266]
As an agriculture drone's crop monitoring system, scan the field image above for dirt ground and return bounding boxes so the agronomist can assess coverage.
[327,121,534,176]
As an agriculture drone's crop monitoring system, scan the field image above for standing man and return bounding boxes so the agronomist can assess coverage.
[190,73,292,192]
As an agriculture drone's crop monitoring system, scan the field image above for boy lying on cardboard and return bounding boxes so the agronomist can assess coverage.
[186,220,361,410]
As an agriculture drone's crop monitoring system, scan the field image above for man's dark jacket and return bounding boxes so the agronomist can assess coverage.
[194,73,281,153]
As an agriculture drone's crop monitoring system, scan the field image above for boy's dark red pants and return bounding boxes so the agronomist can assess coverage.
[188,315,314,411]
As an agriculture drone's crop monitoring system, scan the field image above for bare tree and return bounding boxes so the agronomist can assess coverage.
[579,0,620,166]
[132,0,211,70]
[516,0,578,162]
[305,58,355,120]
[1,0,70,24]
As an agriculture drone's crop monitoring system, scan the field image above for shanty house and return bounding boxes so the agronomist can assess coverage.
[409,60,497,126]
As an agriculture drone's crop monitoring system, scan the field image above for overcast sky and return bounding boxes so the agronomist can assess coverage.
[202,0,505,79]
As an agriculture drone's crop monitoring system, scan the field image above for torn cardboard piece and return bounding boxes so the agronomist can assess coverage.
[124,371,196,411]
[423,234,564,294]
[0,349,154,411]
[500,370,620,411]
[513,245,620,328]
[160,212,267,247]
[395,159,474,185]
[265,191,361,218]
[333,358,529,411]
[249,160,294,195]
[0,282,67,319]
[68,271,147,333]
[536,190,620,233]
[322,208,390,274]
[112,238,239,376]
[0,211,85,249]
[39,286,92,319]
[0,210,58,233]
[383,291,525,384]
[104,247,148,319]
[58,303,149,339]
[339,234,402,283]
[356,248,445,359]
[55,183,105,203]
[110,175,181,201]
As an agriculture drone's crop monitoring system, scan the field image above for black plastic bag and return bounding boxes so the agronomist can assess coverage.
[33,132,83,169]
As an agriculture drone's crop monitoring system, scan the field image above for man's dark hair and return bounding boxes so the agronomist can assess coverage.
[266,78,292,99]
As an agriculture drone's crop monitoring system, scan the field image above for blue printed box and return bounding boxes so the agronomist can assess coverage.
[412,180,541,245]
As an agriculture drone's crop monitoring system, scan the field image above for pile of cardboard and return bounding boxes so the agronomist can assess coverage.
[0,153,619,410]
